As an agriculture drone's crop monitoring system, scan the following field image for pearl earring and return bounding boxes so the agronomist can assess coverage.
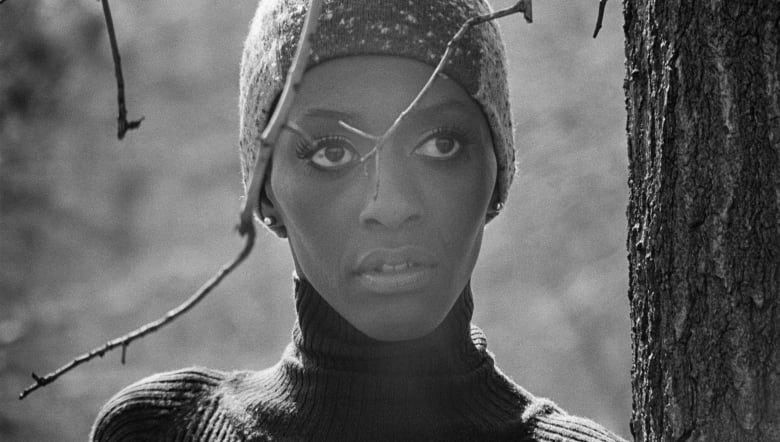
[263,216,276,226]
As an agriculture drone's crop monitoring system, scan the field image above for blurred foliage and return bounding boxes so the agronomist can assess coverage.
[1,1,631,440]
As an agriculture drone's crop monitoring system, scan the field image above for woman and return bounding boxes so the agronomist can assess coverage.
[92,0,625,440]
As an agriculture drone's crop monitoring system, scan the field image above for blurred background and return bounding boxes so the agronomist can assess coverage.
[0,0,630,440]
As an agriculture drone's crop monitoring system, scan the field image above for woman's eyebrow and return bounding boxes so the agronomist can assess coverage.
[301,108,362,123]
[414,99,475,116]
[297,99,477,137]
[301,99,472,121]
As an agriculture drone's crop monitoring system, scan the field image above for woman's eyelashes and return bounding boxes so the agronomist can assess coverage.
[294,127,474,171]
[412,128,469,160]
[296,136,358,170]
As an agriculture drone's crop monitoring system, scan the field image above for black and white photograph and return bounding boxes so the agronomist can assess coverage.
[1,0,777,440]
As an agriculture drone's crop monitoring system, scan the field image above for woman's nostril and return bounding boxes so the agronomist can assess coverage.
[359,189,422,229]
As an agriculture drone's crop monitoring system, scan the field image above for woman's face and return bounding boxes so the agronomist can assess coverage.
[267,55,496,341]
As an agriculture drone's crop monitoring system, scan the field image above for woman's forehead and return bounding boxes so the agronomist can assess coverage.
[290,55,482,127]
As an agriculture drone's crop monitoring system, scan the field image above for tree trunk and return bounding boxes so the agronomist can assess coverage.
[624,1,780,441]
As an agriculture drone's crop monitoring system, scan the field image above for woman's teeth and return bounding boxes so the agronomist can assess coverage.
[376,262,417,273]
[358,256,435,294]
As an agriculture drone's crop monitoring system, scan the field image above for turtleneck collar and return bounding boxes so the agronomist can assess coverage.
[227,278,533,439]
[290,277,489,376]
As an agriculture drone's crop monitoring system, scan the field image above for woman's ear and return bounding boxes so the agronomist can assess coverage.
[259,184,288,239]
[485,185,503,220]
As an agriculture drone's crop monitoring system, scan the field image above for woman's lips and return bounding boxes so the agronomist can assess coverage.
[354,247,437,294]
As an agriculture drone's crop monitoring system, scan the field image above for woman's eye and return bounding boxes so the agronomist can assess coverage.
[413,133,463,159]
[309,137,357,169]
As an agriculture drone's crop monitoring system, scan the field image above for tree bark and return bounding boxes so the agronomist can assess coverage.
[624,1,780,441]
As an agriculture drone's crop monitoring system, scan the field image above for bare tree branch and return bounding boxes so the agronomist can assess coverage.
[363,0,533,162]
[19,228,256,400]
[1,0,144,137]
[593,0,608,38]
[356,0,532,198]
[19,0,533,399]
[284,121,316,146]
[339,121,380,141]
[239,0,324,235]
[19,0,324,400]
[100,0,143,139]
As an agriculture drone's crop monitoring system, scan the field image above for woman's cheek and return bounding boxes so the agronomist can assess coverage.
[283,173,356,260]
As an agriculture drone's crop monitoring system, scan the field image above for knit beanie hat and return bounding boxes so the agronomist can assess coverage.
[239,0,514,221]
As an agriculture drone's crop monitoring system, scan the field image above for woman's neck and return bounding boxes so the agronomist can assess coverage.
[291,277,488,376]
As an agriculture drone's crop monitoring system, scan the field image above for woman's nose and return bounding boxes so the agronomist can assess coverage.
[358,149,422,230]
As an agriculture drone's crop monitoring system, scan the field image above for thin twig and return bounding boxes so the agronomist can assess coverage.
[19,0,322,400]
[339,121,380,141]
[19,228,256,400]
[19,0,324,400]
[18,0,531,399]
[239,0,324,234]
[359,0,532,163]
[593,0,608,38]
[100,0,143,139]
[2,0,144,136]
[358,0,532,198]
[284,121,316,147]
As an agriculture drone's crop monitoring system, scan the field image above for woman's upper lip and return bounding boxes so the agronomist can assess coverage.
[354,246,437,273]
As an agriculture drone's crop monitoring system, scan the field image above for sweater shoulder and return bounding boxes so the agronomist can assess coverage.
[522,398,627,442]
[90,367,232,442]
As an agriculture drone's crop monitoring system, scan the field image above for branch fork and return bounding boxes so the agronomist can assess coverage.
[19,0,533,400]
[99,0,143,140]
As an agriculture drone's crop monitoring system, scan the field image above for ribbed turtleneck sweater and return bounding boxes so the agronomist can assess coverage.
[92,279,625,441]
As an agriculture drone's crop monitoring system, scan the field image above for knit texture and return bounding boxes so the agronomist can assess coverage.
[92,280,626,441]
[239,0,515,222]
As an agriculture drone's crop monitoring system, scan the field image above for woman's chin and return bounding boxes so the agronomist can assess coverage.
[355,314,442,342]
